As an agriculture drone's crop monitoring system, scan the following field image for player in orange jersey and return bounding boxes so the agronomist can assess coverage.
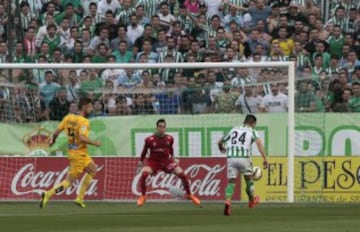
[39,97,101,208]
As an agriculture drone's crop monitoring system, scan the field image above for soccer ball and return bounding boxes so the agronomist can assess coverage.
[252,166,262,181]
[168,185,185,199]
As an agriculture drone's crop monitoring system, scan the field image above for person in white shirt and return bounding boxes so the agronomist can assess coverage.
[101,55,126,87]
[66,70,80,102]
[158,2,176,29]
[97,0,121,16]
[203,0,223,18]
[127,14,144,44]
[260,83,288,112]
[235,85,262,113]
[82,0,98,17]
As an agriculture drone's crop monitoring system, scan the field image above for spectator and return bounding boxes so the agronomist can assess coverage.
[292,40,312,71]
[40,71,61,106]
[135,38,158,63]
[116,0,135,26]
[236,85,261,114]
[214,80,239,113]
[295,81,317,112]
[101,10,120,40]
[153,29,168,53]
[303,28,319,55]
[248,29,270,56]
[135,4,151,26]
[312,41,331,69]
[158,2,176,30]
[155,88,181,114]
[48,88,70,120]
[158,36,184,63]
[79,69,103,96]
[117,68,142,89]
[19,1,35,30]
[23,27,36,60]
[55,3,81,26]
[66,70,80,102]
[136,0,162,19]
[91,43,109,63]
[68,101,78,114]
[127,15,145,50]
[97,0,121,17]
[177,4,193,34]
[42,24,61,55]
[36,13,56,48]
[189,83,212,114]
[349,82,360,112]
[26,84,48,122]
[89,27,110,55]
[325,55,341,75]
[134,23,157,55]
[134,70,156,91]
[248,0,271,26]
[271,26,294,56]
[110,25,133,52]
[133,93,155,115]
[113,95,133,116]
[331,87,351,112]
[260,83,288,113]
[90,100,107,118]
[326,25,344,57]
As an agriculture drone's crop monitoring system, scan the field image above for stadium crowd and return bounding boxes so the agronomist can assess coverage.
[0,0,359,122]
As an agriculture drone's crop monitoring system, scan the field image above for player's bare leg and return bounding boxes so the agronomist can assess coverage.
[137,166,153,206]
[224,179,235,216]
[74,162,97,208]
[40,175,76,209]
[245,175,259,208]
[173,166,201,206]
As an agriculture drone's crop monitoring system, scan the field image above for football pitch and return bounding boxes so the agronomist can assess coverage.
[0,202,359,232]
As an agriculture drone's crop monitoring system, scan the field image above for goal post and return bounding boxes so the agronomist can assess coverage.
[0,61,296,202]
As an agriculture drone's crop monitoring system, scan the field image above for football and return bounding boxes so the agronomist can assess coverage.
[252,166,262,181]
[168,185,185,199]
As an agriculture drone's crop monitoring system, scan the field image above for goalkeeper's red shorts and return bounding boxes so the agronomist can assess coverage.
[148,159,178,174]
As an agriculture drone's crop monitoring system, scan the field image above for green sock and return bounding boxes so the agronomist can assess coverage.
[246,180,254,201]
[225,183,235,200]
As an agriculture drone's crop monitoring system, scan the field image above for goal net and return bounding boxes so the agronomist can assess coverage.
[1,62,353,203]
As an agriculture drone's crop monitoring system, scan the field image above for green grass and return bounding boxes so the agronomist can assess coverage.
[0,202,359,232]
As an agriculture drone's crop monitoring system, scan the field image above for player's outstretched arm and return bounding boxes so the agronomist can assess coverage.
[79,135,101,147]
[49,129,63,147]
[255,138,268,169]
[50,115,68,146]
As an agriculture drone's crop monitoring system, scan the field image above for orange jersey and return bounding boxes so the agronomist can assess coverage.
[57,114,90,155]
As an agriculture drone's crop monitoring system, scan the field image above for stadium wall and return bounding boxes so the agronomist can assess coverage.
[1,156,360,202]
[0,113,359,157]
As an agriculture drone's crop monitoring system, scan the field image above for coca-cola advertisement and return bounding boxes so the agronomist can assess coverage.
[0,157,240,201]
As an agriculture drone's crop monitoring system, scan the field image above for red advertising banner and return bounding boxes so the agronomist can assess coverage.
[0,157,239,201]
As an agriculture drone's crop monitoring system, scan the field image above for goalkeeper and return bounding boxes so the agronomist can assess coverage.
[136,118,201,207]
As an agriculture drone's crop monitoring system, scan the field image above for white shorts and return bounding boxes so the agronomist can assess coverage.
[227,157,253,179]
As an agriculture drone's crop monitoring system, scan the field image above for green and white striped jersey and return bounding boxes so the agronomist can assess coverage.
[222,125,259,158]
[136,0,162,18]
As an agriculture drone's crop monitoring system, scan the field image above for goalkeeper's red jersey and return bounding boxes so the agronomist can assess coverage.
[140,134,174,162]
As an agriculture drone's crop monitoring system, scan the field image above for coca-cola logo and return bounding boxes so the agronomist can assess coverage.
[11,163,104,196]
[131,164,225,197]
